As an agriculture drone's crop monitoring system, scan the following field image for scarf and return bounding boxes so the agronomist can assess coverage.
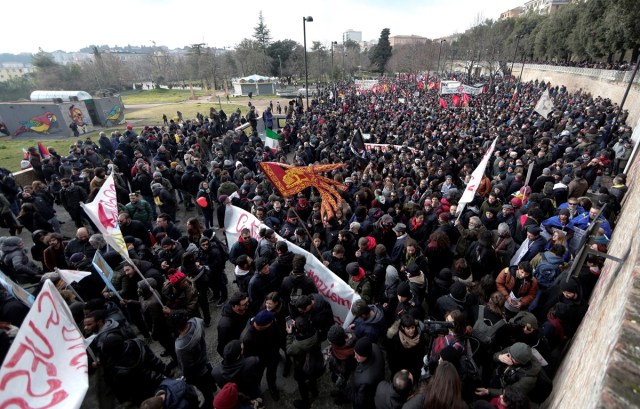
[399,330,421,349]
[410,217,423,231]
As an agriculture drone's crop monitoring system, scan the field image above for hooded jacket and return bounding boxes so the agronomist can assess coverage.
[175,317,209,377]
[212,352,261,398]
[1,237,40,276]
[216,303,249,356]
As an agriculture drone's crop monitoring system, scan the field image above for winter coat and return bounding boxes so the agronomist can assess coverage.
[1,237,40,277]
[175,318,209,378]
[216,303,250,356]
[212,355,261,399]
[352,304,386,343]
[351,342,385,409]
[496,267,539,309]
[286,330,324,380]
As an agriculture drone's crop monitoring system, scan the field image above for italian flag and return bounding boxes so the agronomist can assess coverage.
[265,128,280,150]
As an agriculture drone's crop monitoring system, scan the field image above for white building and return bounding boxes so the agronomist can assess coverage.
[343,30,362,43]
[524,0,570,15]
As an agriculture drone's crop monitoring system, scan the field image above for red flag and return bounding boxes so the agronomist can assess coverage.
[418,81,425,90]
[452,95,461,107]
[427,81,435,90]
[462,93,470,107]
[37,142,50,158]
[439,98,448,108]
[512,85,518,100]
[259,162,346,220]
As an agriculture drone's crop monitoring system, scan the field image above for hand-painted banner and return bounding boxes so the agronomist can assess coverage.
[364,143,418,154]
[225,205,359,327]
[0,280,88,408]
[0,270,35,307]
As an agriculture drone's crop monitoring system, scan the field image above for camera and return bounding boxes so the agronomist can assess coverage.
[422,319,454,337]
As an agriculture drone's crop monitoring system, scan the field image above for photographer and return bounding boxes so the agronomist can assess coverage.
[285,316,324,409]
[325,325,357,405]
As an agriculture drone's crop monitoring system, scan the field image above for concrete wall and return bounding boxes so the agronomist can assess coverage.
[515,64,640,128]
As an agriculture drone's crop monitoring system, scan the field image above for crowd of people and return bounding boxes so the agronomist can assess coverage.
[0,72,634,409]
[523,59,635,71]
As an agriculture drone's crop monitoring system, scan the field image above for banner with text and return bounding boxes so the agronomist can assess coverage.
[0,280,88,408]
[364,143,418,154]
[225,205,359,327]
[440,84,484,95]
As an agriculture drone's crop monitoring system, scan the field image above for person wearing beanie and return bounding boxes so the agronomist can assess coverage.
[475,342,542,398]
[212,340,262,399]
[157,234,185,269]
[139,378,200,409]
[435,282,473,321]
[536,277,588,339]
[393,281,424,321]
[347,262,373,304]
[162,269,200,319]
[169,309,216,409]
[349,336,385,409]
[213,382,239,409]
[241,306,281,401]
[324,324,357,402]
[247,256,277,314]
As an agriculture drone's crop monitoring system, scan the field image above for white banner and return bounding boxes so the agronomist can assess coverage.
[365,143,418,154]
[224,206,359,327]
[440,84,484,95]
[534,89,553,118]
[459,137,498,205]
[0,280,88,408]
[354,80,378,90]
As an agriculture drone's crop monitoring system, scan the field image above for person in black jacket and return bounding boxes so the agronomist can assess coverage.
[118,212,152,247]
[212,340,262,399]
[59,178,88,228]
[216,292,250,356]
[181,165,203,210]
[241,310,282,401]
[374,369,414,409]
[280,254,318,315]
[294,293,334,342]
[347,337,385,409]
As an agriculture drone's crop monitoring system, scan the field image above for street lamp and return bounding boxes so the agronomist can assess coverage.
[436,39,446,78]
[509,35,523,91]
[331,41,338,78]
[303,16,314,109]
[278,54,282,80]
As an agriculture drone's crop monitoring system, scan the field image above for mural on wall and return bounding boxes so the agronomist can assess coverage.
[14,112,58,136]
[69,105,86,127]
[103,104,123,126]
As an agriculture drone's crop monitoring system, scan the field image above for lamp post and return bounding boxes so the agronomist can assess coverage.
[509,35,523,91]
[436,39,446,78]
[331,41,337,78]
[278,54,282,80]
[303,16,314,109]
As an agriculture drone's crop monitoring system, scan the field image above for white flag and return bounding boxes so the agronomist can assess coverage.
[534,89,553,118]
[58,269,92,285]
[459,137,498,206]
[0,280,88,408]
[80,174,129,260]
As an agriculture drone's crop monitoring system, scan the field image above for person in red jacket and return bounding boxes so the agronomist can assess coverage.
[496,261,539,319]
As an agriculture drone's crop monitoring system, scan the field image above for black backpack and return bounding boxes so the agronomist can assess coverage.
[472,305,507,345]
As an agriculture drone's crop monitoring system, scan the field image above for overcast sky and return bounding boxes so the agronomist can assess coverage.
[4,0,524,54]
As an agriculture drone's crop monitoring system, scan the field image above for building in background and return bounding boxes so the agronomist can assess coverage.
[524,0,570,15]
[499,6,525,20]
[0,63,32,82]
[389,35,429,47]
[343,30,362,43]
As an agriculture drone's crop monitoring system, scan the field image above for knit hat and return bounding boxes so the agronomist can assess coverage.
[218,194,229,203]
[169,271,186,286]
[439,212,450,223]
[435,268,453,289]
[508,342,533,365]
[542,167,551,175]
[153,171,162,178]
[347,262,362,277]
[450,282,467,300]
[527,225,541,236]
[393,223,407,233]
[510,311,539,330]
[354,337,372,357]
[560,279,580,294]
[223,340,242,363]
[161,237,174,246]
[213,382,238,409]
[407,262,421,277]
[69,253,85,264]
[327,325,347,346]
[254,310,275,326]
[397,281,412,298]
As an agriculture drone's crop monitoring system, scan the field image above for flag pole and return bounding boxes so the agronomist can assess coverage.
[128,261,165,308]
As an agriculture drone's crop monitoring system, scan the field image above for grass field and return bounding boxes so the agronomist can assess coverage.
[1,89,266,172]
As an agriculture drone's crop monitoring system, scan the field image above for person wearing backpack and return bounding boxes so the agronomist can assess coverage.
[280,254,318,315]
[469,292,509,382]
[347,262,373,304]
[528,244,565,312]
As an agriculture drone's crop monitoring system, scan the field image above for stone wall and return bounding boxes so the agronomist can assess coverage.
[515,64,640,128]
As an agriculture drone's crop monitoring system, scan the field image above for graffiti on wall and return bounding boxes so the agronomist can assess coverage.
[14,112,58,136]
[103,104,123,126]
